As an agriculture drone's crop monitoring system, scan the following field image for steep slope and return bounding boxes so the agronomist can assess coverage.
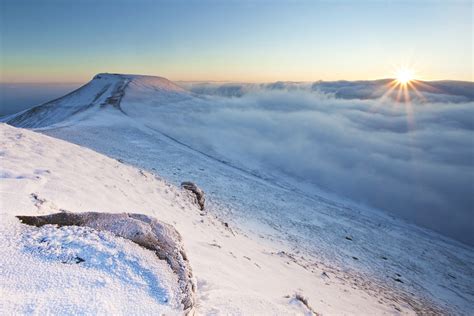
[42,105,473,315]
[1,123,406,315]
[5,73,188,128]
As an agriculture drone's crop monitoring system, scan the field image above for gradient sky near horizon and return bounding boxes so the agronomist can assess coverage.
[0,0,472,83]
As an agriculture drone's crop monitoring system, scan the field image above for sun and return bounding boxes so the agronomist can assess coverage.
[395,68,415,84]
[380,65,427,107]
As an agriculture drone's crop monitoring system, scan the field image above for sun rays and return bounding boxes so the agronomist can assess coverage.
[371,67,431,132]
[377,67,433,105]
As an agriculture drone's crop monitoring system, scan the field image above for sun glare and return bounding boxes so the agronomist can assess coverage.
[376,66,428,130]
[396,68,414,84]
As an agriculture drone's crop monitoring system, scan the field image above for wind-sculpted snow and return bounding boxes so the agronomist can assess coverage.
[0,213,182,314]
[17,211,196,312]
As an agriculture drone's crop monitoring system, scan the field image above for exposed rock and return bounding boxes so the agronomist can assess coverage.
[101,77,131,113]
[17,211,195,314]
[30,193,46,208]
[447,273,457,279]
[292,292,320,315]
[181,181,205,211]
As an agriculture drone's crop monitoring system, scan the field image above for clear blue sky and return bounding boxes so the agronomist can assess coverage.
[1,0,472,83]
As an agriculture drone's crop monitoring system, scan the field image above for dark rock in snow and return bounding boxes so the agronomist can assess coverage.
[17,211,195,314]
[292,292,319,315]
[181,181,205,211]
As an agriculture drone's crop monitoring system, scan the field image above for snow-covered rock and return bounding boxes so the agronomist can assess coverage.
[181,182,205,211]
[17,211,195,312]
[0,213,183,314]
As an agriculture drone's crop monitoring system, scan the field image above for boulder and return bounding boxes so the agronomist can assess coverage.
[181,182,205,211]
[17,211,195,314]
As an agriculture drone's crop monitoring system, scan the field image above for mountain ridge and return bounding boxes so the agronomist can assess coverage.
[4,73,187,128]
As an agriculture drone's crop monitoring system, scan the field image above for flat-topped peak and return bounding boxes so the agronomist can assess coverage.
[5,72,189,128]
[92,73,186,93]
[93,73,167,80]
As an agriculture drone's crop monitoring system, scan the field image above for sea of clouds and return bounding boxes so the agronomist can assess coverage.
[141,80,473,246]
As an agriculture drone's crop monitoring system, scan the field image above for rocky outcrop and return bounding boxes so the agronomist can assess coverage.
[17,211,195,314]
[181,182,205,211]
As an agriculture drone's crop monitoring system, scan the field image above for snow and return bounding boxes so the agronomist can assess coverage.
[0,214,181,314]
[2,73,474,314]
[0,120,409,315]
[16,211,196,311]
[4,73,186,129]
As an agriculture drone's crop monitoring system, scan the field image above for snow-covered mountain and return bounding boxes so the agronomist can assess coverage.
[3,73,474,314]
[5,74,189,128]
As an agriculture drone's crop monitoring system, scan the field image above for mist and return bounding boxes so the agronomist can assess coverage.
[142,81,474,245]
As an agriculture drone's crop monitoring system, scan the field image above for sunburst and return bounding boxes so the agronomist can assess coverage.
[395,68,414,85]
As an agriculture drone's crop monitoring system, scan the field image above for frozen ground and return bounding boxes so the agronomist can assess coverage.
[3,74,474,314]
[1,123,397,315]
[0,214,181,314]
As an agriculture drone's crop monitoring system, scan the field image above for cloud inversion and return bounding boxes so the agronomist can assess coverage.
[137,81,474,245]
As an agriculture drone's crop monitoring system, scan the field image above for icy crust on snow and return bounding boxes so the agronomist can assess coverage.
[17,211,196,311]
[0,214,182,314]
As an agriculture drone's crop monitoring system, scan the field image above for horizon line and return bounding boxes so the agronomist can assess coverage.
[1,76,473,85]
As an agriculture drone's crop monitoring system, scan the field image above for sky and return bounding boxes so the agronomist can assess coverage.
[0,0,472,83]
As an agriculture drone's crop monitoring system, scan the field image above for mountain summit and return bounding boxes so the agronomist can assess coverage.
[6,73,188,128]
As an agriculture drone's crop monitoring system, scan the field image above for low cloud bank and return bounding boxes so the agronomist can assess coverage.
[155,81,474,245]
[182,79,474,103]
